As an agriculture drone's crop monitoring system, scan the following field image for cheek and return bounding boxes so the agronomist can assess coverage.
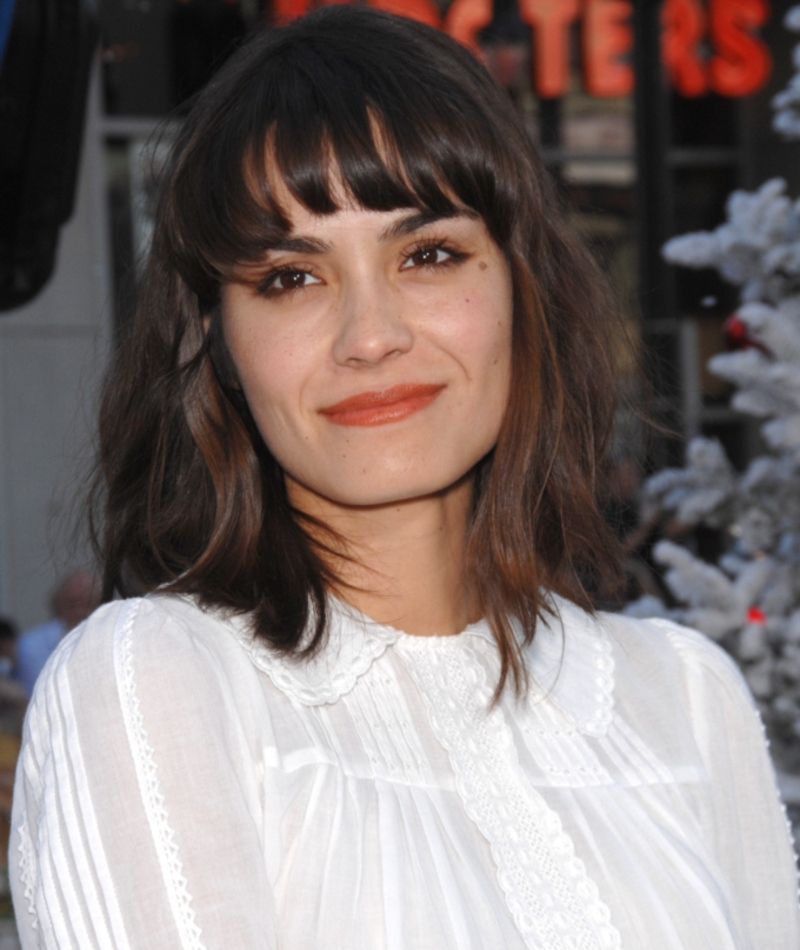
[223,323,311,443]
[225,304,289,392]
[450,283,513,391]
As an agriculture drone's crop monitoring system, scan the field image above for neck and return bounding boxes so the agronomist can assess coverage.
[287,474,477,636]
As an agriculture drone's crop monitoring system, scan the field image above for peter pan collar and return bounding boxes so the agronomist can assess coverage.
[226,599,400,706]
[225,593,616,735]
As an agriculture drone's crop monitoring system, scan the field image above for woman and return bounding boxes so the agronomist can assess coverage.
[10,7,799,948]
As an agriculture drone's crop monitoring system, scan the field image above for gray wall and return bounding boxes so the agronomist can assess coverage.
[0,68,111,631]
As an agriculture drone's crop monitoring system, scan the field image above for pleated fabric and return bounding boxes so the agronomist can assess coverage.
[9,592,800,949]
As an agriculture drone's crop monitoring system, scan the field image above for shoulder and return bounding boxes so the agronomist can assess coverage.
[22,594,282,782]
[595,608,758,727]
[33,594,258,707]
[538,603,769,777]
[537,597,758,737]
[603,610,750,693]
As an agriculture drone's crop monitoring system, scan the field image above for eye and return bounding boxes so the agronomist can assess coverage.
[401,241,467,271]
[258,267,322,297]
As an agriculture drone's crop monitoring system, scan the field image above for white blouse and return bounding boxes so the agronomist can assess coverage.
[9,593,800,949]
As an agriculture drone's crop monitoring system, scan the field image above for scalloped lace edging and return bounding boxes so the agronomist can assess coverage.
[113,600,206,950]
[401,638,622,950]
[18,817,37,930]
[224,605,400,706]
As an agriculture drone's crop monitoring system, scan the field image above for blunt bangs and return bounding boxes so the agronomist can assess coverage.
[162,6,532,303]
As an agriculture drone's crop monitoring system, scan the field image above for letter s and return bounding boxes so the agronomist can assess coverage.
[708,0,771,97]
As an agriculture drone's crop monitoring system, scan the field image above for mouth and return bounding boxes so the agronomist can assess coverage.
[319,383,446,427]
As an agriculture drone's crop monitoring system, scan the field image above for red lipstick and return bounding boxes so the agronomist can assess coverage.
[319,383,445,427]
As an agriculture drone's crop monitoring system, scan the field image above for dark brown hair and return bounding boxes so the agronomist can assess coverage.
[92,5,625,696]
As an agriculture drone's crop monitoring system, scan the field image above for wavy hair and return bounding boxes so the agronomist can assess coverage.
[91,5,625,697]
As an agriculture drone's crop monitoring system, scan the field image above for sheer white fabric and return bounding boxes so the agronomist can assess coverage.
[9,592,800,949]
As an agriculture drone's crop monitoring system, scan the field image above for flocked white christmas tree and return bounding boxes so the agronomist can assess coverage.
[625,6,800,773]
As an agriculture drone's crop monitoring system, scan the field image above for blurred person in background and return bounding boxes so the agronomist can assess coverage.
[0,619,17,684]
[14,571,99,697]
[0,616,25,720]
[0,616,24,906]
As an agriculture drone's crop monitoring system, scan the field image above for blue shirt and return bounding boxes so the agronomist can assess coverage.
[15,618,65,697]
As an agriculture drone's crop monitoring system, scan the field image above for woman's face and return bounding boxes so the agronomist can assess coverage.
[221,189,513,511]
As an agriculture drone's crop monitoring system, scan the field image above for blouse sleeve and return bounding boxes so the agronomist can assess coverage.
[9,597,277,950]
[657,619,800,948]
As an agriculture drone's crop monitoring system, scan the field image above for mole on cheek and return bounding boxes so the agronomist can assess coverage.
[479,261,488,271]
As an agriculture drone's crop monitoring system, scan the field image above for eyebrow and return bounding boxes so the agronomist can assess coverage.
[377,208,477,241]
[264,208,477,256]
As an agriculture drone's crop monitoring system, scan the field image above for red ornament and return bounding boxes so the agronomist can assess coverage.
[723,313,769,354]
[746,606,767,624]
[724,313,748,346]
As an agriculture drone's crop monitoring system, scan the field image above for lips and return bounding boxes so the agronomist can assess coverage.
[319,383,445,427]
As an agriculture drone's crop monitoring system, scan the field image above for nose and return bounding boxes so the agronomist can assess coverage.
[331,275,414,368]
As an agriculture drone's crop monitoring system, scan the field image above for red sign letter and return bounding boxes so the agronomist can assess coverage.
[272,0,310,23]
[367,0,441,28]
[583,0,633,97]
[661,0,707,97]
[518,0,581,98]
[444,0,494,58]
[708,0,771,96]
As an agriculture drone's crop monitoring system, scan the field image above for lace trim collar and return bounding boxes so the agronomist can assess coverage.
[225,595,615,732]
[224,600,401,706]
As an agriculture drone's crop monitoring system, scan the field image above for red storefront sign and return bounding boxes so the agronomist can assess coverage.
[662,0,771,97]
[273,0,772,98]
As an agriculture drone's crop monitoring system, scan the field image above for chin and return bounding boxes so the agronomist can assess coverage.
[320,480,451,509]
[309,459,479,509]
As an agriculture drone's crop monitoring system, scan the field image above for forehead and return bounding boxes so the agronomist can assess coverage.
[249,113,466,219]
[258,140,404,218]
[281,200,478,243]
[286,203,416,239]
[257,155,475,239]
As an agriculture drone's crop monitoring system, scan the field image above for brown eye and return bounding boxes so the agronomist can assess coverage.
[278,269,308,289]
[401,243,463,271]
[260,267,322,297]
[410,247,443,267]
